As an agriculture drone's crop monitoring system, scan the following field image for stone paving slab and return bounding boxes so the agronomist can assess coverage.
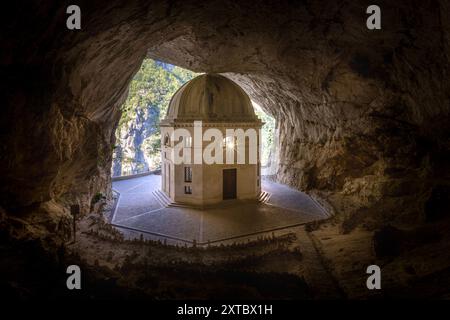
[111,174,328,243]
[201,203,316,242]
[262,179,327,217]
[119,207,202,241]
[113,193,161,223]
[113,174,161,194]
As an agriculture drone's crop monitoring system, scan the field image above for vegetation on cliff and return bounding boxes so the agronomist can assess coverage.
[113,59,274,177]
[112,59,197,176]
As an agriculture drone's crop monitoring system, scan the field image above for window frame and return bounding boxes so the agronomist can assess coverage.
[184,185,192,194]
[184,166,192,182]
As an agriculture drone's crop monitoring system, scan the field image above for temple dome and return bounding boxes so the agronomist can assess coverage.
[165,74,257,121]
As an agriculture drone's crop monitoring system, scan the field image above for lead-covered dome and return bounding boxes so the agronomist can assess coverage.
[164,74,257,121]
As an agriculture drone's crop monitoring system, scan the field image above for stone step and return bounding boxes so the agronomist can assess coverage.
[151,191,165,207]
[154,190,270,209]
[257,191,264,202]
[152,190,172,207]
[258,191,271,203]
[158,190,172,204]
[168,198,247,210]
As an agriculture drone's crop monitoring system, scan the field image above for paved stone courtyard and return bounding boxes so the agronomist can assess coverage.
[111,174,328,245]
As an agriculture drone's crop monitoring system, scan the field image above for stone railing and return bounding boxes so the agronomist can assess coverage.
[111,168,161,181]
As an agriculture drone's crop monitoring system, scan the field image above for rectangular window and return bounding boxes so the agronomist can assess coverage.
[184,166,192,182]
[184,136,192,148]
[184,186,192,194]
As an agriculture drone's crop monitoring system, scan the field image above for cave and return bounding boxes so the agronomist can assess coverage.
[1,0,450,300]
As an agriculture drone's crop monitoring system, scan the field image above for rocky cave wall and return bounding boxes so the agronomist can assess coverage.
[2,0,450,242]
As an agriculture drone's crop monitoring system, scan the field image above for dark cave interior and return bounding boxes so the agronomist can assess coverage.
[1,0,450,299]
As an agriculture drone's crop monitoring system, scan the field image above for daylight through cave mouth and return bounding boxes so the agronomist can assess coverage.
[1,1,446,240]
[2,0,450,300]
[112,58,276,178]
[107,58,297,244]
[111,59,199,177]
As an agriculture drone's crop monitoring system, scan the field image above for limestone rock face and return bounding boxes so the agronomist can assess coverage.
[112,105,159,176]
[1,0,450,241]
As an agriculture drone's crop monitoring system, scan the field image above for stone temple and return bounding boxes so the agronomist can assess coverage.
[160,74,263,206]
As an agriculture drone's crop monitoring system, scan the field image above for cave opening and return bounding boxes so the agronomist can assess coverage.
[111,58,198,177]
[2,0,450,300]
[107,57,311,245]
[111,58,276,179]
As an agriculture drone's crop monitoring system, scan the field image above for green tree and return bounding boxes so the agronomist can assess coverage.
[113,59,275,176]
[113,59,198,176]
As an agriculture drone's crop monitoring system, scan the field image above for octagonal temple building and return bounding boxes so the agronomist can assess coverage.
[160,74,263,206]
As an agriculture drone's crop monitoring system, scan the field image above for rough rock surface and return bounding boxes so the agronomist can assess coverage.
[3,0,449,236]
[1,0,450,297]
[112,104,158,176]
